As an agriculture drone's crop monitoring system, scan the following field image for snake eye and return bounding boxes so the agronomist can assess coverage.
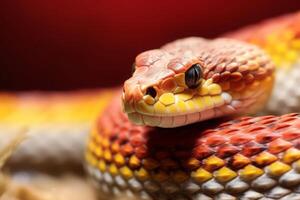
[185,63,202,88]
[132,62,136,74]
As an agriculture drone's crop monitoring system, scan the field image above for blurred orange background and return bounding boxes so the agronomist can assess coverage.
[1,0,300,90]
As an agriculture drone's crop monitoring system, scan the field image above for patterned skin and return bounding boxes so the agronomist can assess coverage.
[86,11,300,200]
[226,12,300,115]
[87,97,300,200]
[0,10,300,200]
[123,39,274,127]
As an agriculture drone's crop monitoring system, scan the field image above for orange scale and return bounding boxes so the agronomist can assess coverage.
[272,123,292,131]
[259,118,277,125]
[216,145,240,158]
[220,129,240,136]
[206,135,228,147]
[278,117,298,123]
[255,115,276,121]
[238,116,253,121]
[238,65,251,75]
[232,122,252,130]
[218,121,234,129]
[212,73,220,82]
[130,135,145,147]
[219,71,231,82]
[130,128,144,136]
[206,71,215,79]
[183,158,201,170]
[282,130,300,141]
[108,132,119,141]
[203,156,226,172]
[230,134,254,145]
[252,151,278,167]
[282,113,299,118]
[241,142,266,157]
[111,142,120,153]
[215,65,226,73]
[226,64,239,73]
[206,63,217,71]
[244,73,255,84]
[135,146,148,159]
[195,138,208,146]
[228,153,251,169]
[129,155,141,169]
[268,139,293,154]
[118,132,129,144]
[247,126,268,133]
[193,145,215,160]
[120,143,134,157]
[103,149,113,162]
[255,131,280,144]
[119,125,131,133]
[230,81,245,92]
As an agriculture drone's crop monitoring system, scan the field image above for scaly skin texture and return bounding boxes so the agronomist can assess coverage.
[123,38,274,127]
[0,10,300,200]
[87,97,300,200]
[226,12,300,67]
[226,12,300,115]
[86,11,300,200]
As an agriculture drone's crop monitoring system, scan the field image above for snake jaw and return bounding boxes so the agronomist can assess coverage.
[125,95,232,128]
[123,79,238,127]
[124,74,274,128]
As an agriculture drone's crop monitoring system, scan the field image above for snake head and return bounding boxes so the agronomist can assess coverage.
[123,37,275,128]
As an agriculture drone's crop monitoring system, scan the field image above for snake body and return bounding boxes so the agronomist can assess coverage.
[1,10,300,200]
[85,11,300,200]
[87,106,300,200]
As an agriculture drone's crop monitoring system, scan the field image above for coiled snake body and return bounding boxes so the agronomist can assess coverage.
[85,12,300,200]
[2,11,300,200]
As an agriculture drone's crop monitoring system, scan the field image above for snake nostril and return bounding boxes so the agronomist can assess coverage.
[146,87,157,98]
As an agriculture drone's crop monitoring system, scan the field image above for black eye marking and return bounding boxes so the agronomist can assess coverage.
[146,87,157,98]
[131,62,136,74]
[185,63,203,88]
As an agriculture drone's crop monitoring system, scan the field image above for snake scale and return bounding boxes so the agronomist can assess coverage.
[2,11,300,200]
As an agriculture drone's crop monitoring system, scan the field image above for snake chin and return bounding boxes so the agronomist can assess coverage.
[126,92,239,128]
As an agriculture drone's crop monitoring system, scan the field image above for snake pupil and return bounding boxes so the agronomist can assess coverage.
[146,87,157,98]
[185,63,202,88]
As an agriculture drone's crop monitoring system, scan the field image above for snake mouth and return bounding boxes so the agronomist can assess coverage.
[123,82,236,128]
[123,72,274,128]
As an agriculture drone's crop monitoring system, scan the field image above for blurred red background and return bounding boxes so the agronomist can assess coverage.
[1,0,300,91]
